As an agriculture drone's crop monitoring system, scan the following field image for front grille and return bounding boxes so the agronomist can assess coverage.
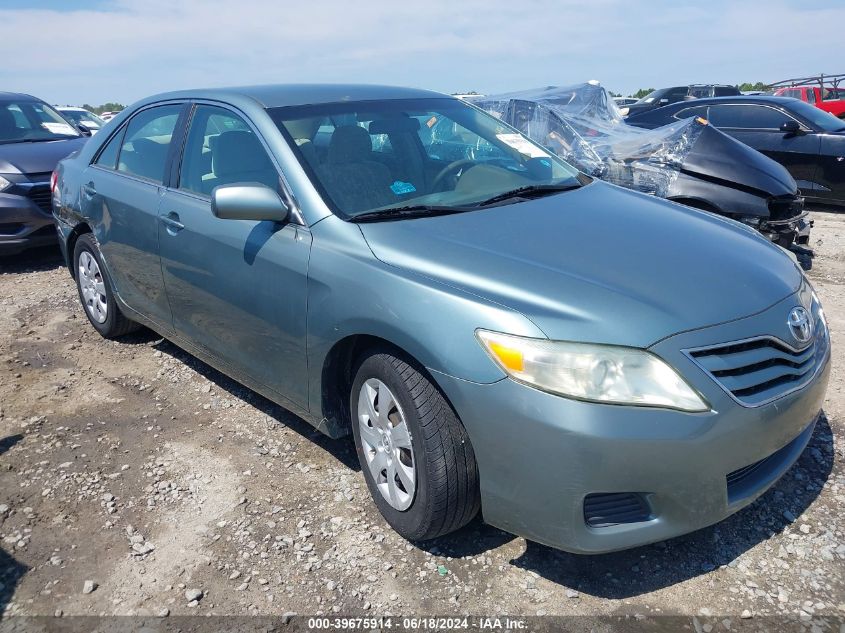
[0,223,24,235]
[688,329,826,407]
[27,185,52,213]
[768,195,804,222]
[584,493,652,528]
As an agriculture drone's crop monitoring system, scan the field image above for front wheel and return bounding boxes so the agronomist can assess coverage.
[350,350,480,541]
[73,233,139,338]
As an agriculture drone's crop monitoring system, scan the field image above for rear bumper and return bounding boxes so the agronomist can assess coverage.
[0,189,57,256]
[432,290,831,554]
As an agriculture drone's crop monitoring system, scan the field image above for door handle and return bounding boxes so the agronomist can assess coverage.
[161,213,185,232]
[81,182,96,197]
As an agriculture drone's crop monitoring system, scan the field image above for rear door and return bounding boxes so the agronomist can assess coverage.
[707,103,821,191]
[157,103,312,408]
[81,103,187,330]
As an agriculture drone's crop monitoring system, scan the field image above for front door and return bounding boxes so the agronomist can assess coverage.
[707,103,822,193]
[157,104,312,408]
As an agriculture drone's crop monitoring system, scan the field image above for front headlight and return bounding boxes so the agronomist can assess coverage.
[0,175,11,192]
[476,330,709,412]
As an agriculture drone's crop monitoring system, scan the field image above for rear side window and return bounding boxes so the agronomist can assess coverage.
[94,129,124,169]
[714,86,737,97]
[807,89,816,104]
[116,105,182,183]
[707,104,792,129]
[179,105,278,196]
[674,105,709,120]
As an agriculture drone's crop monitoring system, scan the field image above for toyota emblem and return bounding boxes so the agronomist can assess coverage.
[787,307,813,344]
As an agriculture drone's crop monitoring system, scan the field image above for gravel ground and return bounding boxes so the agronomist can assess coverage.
[0,210,843,627]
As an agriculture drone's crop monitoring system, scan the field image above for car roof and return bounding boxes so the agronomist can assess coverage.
[668,95,798,107]
[0,91,41,103]
[142,83,448,109]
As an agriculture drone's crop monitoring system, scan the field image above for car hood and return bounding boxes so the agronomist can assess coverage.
[359,182,802,348]
[0,137,87,176]
[681,124,797,196]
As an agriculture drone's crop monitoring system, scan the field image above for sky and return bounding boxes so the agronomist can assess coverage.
[1,0,843,107]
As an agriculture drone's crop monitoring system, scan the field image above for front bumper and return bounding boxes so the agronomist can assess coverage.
[433,290,831,554]
[0,184,57,256]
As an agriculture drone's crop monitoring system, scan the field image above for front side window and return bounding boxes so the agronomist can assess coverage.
[269,98,582,219]
[707,104,794,130]
[116,105,182,183]
[179,105,279,196]
[0,100,81,144]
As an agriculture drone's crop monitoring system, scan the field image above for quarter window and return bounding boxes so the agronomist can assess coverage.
[94,129,123,170]
[674,105,709,120]
[116,105,182,183]
[707,105,794,130]
[179,105,279,196]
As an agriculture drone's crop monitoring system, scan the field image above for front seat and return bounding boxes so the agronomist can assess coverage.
[208,131,279,193]
[321,125,394,214]
[0,108,21,139]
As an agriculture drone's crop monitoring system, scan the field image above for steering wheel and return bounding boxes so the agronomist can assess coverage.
[431,159,477,192]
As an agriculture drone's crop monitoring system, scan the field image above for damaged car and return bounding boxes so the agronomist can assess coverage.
[472,83,814,268]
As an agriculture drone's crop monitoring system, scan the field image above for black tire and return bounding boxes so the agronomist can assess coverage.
[350,350,480,541]
[72,233,139,338]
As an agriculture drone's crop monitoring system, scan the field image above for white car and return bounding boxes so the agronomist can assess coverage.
[57,107,106,134]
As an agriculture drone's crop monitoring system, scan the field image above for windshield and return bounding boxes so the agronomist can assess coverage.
[0,100,81,143]
[635,89,669,104]
[268,98,582,219]
[787,99,845,132]
[60,109,104,128]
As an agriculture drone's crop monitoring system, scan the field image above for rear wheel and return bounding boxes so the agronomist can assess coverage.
[350,350,480,541]
[73,233,139,338]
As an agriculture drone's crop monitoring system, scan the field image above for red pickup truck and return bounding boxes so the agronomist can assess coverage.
[770,74,845,118]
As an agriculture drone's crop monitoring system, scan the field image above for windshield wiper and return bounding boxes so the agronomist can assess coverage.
[474,183,583,207]
[351,205,467,222]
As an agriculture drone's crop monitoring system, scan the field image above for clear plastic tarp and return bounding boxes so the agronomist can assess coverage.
[471,82,706,198]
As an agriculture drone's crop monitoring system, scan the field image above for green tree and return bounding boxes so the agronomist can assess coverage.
[738,82,767,92]
[633,88,655,99]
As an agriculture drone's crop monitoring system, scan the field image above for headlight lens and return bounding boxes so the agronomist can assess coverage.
[0,175,11,192]
[476,330,709,412]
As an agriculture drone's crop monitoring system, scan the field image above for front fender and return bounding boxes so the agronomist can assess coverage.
[305,216,544,416]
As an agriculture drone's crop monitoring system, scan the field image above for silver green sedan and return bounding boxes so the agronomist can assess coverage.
[52,84,830,553]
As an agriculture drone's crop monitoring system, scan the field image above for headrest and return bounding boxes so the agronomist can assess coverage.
[213,131,273,177]
[0,107,17,133]
[327,125,372,164]
[368,117,420,135]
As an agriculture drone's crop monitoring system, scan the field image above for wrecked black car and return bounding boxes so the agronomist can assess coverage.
[471,83,813,268]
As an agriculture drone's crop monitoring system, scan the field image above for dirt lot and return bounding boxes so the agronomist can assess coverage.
[0,211,843,626]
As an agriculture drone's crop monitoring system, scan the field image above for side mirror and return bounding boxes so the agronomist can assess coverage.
[76,123,93,136]
[780,120,802,135]
[211,183,290,222]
